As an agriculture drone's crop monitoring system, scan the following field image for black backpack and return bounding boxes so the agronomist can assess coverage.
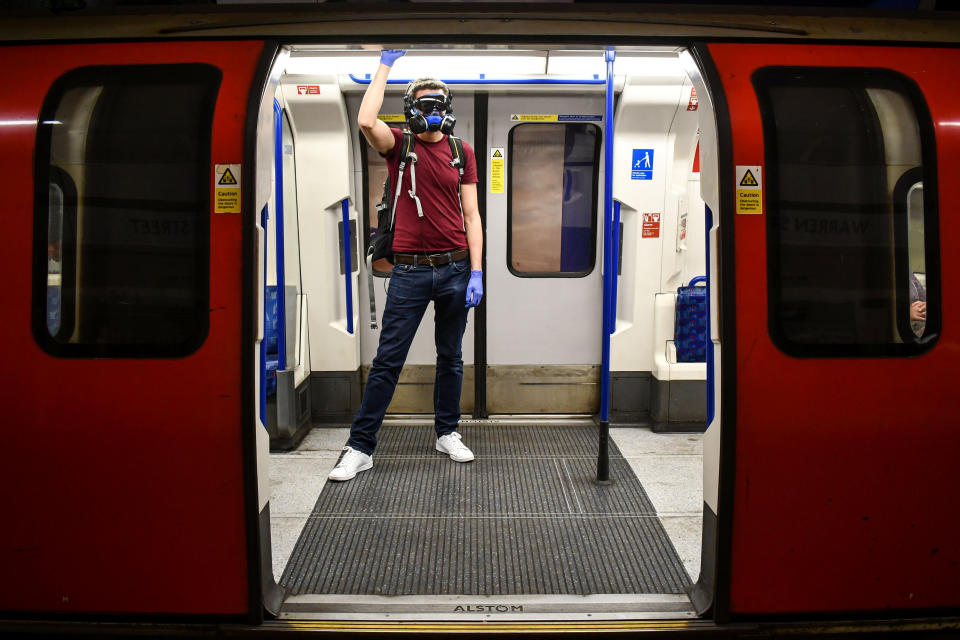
[366,131,467,328]
[367,132,466,265]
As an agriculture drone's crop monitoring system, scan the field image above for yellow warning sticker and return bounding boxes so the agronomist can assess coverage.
[490,148,504,194]
[377,114,406,122]
[215,164,241,214]
[735,165,762,215]
[511,114,558,122]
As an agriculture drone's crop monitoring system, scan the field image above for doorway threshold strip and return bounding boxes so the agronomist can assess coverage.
[280,423,689,596]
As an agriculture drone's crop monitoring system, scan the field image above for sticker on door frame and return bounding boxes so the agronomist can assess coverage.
[490,148,505,194]
[215,164,241,213]
[510,114,602,122]
[736,165,762,214]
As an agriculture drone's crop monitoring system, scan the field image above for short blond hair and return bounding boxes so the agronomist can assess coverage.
[405,77,449,98]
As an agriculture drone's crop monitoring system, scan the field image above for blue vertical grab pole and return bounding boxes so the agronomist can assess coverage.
[272,100,288,370]
[597,46,616,484]
[341,198,354,335]
[259,205,269,426]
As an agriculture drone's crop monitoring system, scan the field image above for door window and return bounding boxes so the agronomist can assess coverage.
[507,122,601,277]
[754,68,938,356]
[33,65,221,357]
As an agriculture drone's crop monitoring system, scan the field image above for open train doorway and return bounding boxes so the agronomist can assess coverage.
[255,44,719,622]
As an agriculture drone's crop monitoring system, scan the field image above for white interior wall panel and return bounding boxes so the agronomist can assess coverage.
[609,72,692,374]
[282,76,359,373]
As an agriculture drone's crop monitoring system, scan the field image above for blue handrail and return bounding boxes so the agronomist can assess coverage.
[272,99,288,371]
[259,204,268,427]
[349,74,605,86]
[342,198,354,335]
[597,47,616,483]
[611,200,622,334]
[704,206,715,427]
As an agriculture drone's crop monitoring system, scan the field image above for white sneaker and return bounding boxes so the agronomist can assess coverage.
[436,432,474,463]
[328,446,373,481]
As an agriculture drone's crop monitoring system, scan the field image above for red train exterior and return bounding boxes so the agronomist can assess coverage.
[0,6,958,637]
[0,40,267,617]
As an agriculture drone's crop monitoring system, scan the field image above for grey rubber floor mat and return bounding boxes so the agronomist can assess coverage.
[280,423,690,595]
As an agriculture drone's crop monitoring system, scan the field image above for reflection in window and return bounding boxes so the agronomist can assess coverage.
[508,123,600,276]
[34,65,220,357]
[906,182,926,337]
[46,183,64,337]
[755,68,937,356]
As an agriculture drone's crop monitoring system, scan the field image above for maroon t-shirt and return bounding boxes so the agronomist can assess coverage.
[383,127,478,253]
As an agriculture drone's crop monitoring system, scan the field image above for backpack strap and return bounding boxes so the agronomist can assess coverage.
[447,134,465,178]
[447,135,466,230]
[368,132,417,330]
[392,132,418,224]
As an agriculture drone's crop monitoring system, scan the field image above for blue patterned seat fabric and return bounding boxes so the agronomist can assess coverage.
[264,286,279,395]
[674,277,707,363]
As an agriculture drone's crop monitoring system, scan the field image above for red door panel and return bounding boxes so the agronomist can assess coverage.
[0,41,265,615]
[709,43,960,614]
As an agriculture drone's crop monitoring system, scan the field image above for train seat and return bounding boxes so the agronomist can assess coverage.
[652,284,707,380]
[674,276,707,363]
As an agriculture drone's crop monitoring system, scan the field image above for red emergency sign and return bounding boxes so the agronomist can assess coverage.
[642,213,661,238]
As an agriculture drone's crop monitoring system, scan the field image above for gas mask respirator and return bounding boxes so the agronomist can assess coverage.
[403,91,457,135]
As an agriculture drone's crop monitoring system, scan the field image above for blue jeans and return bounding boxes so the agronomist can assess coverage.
[347,258,471,455]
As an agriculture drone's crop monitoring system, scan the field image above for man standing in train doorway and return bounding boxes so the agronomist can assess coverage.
[329,49,483,481]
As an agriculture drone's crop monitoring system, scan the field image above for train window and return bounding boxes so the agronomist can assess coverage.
[907,184,926,338]
[33,65,221,357]
[507,122,601,277]
[754,68,938,357]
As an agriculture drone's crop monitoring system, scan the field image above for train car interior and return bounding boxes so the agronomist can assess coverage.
[252,44,719,621]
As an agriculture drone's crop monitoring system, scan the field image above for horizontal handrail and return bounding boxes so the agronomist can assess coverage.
[349,74,604,86]
[342,198,354,335]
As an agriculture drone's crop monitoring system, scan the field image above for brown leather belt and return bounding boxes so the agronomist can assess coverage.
[393,249,469,267]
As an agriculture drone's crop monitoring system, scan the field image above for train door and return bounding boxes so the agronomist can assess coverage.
[704,44,959,616]
[485,92,605,414]
[0,41,272,617]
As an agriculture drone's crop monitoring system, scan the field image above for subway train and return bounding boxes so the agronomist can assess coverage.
[1,4,959,638]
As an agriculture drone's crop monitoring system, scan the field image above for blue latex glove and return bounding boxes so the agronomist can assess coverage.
[465,270,483,309]
[379,49,406,67]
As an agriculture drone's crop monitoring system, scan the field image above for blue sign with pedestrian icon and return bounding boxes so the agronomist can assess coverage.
[632,149,654,180]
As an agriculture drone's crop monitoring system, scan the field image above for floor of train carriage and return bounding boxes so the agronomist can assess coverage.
[269,419,702,620]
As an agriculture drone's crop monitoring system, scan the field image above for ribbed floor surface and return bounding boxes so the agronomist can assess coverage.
[280,423,690,595]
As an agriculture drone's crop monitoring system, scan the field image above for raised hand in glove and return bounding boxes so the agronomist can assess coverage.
[465,270,483,309]
[379,49,406,67]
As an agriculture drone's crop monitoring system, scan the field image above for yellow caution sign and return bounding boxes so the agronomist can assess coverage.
[490,148,505,194]
[377,114,406,122]
[218,167,238,185]
[735,165,762,215]
[511,114,558,122]
[215,164,241,214]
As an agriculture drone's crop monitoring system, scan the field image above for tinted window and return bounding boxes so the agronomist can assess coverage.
[34,65,221,357]
[508,123,600,277]
[754,68,938,356]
